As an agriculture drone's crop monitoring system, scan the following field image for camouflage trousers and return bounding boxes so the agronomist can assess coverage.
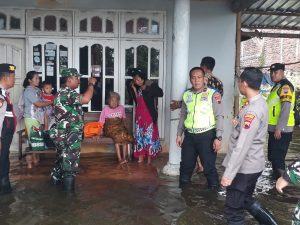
[51,130,82,182]
[293,201,300,225]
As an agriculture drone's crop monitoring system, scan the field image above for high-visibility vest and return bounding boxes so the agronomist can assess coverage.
[267,84,295,126]
[183,88,216,134]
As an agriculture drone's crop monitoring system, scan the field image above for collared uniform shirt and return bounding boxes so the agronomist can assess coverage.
[222,94,268,180]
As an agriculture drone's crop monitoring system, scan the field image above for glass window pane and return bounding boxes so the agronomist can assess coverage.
[80,19,87,32]
[106,19,113,33]
[33,17,41,31]
[33,44,42,72]
[137,45,148,74]
[59,45,68,74]
[105,47,114,75]
[150,79,158,85]
[151,20,159,34]
[82,107,88,112]
[125,79,134,105]
[105,78,114,105]
[91,44,103,77]
[0,13,6,30]
[91,76,102,111]
[44,15,56,31]
[79,46,88,75]
[150,48,159,77]
[91,16,102,32]
[80,78,88,94]
[125,47,134,72]
[60,18,67,32]
[10,16,20,30]
[137,18,148,34]
[44,42,57,89]
[126,20,133,33]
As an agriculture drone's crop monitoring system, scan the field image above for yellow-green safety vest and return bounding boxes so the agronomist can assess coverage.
[183,88,216,134]
[267,84,295,126]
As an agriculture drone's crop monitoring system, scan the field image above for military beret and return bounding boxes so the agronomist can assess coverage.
[61,68,82,77]
[270,63,285,72]
[0,64,16,74]
[127,68,147,80]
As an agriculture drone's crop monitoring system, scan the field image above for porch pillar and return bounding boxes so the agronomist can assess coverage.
[163,0,190,176]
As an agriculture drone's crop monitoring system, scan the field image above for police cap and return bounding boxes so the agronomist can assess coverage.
[0,64,16,74]
[270,63,285,72]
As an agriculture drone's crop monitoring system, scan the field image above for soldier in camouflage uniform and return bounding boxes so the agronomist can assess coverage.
[276,159,300,225]
[50,68,96,192]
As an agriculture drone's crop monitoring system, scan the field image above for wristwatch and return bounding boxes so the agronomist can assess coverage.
[215,136,222,141]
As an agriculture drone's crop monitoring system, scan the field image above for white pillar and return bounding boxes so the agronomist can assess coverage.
[162,0,190,176]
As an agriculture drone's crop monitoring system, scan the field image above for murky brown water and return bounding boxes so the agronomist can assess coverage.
[1,128,300,225]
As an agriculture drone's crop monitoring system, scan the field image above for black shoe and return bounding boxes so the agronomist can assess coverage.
[63,175,75,192]
[0,176,12,195]
[247,201,278,225]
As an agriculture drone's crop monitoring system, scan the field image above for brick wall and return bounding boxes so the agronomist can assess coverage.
[241,33,300,90]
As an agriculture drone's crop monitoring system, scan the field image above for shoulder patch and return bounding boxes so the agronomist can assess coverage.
[243,113,255,129]
[279,84,293,102]
[214,93,222,104]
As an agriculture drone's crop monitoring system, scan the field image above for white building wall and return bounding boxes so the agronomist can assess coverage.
[188,1,236,152]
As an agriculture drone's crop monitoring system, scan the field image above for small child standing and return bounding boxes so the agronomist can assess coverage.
[99,92,133,164]
[41,81,55,130]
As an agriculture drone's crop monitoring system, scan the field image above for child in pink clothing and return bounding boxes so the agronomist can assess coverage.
[99,92,133,164]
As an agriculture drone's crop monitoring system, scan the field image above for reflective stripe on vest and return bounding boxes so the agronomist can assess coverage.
[267,84,295,126]
[183,88,216,134]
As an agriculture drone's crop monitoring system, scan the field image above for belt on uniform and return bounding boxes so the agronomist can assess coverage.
[186,125,215,134]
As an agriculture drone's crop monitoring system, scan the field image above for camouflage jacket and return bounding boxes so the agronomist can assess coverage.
[283,158,300,186]
[53,86,83,134]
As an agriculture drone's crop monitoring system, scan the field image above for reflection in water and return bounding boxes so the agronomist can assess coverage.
[0,128,299,225]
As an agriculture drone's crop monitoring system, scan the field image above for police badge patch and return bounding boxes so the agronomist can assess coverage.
[186,93,193,103]
[243,113,255,129]
[214,93,222,104]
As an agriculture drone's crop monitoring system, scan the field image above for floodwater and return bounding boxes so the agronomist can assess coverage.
[0,128,300,225]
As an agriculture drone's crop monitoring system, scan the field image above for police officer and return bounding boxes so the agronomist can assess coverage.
[176,67,223,189]
[50,68,96,192]
[221,67,277,225]
[267,63,295,179]
[0,64,16,195]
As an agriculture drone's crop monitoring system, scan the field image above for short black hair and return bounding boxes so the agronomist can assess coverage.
[200,56,215,71]
[127,68,147,81]
[240,67,263,90]
[189,67,205,78]
[41,80,53,88]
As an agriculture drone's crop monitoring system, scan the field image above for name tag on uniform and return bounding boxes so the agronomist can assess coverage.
[186,94,193,103]
[201,93,208,101]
